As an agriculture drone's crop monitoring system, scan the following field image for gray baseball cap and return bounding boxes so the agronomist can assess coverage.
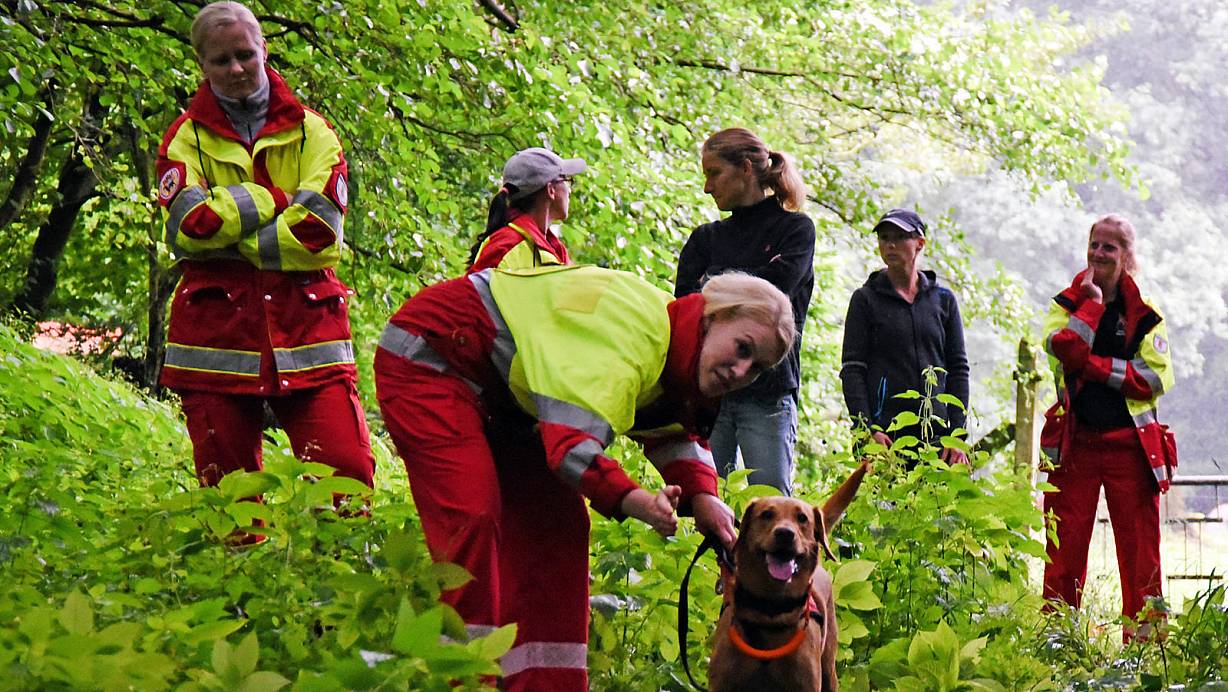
[503,147,587,201]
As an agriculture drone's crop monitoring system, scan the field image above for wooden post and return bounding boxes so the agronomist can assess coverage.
[1014,338,1040,483]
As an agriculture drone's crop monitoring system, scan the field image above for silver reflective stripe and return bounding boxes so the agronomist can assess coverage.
[164,344,260,376]
[468,270,515,381]
[1041,447,1059,463]
[226,184,261,234]
[558,438,604,487]
[378,323,481,393]
[465,624,497,640]
[292,189,343,239]
[256,220,281,270]
[840,360,867,373]
[1153,465,1167,483]
[166,186,208,244]
[1106,358,1127,390]
[273,340,354,372]
[645,438,715,471]
[1132,357,1164,395]
[379,324,447,371]
[535,395,614,445]
[1066,316,1095,346]
[501,642,587,678]
[1132,408,1158,427]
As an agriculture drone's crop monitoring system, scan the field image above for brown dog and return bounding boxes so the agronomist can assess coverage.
[708,461,869,692]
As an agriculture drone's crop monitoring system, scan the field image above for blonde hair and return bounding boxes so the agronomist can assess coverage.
[701,273,796,366]
[702,128,808,211]
[191,1,263,58]
[1090,213,1138,274]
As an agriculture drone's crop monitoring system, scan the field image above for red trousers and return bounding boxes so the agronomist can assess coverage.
[178,379,375,488]
[375,348,591,691]
[1042,426,1162,633]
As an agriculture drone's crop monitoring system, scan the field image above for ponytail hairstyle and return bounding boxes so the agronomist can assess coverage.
[702,128,808,211]
[467,183,539,265]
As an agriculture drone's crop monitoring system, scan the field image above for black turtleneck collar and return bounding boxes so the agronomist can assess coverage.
[728,195,784,220]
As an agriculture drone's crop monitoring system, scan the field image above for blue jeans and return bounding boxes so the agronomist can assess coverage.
[709,391,798,495]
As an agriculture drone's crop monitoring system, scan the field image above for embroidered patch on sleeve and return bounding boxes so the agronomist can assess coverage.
[158,164,185,203]
[334,174,348,208]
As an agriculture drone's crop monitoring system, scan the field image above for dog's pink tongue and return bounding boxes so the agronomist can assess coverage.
[767,556,796,581]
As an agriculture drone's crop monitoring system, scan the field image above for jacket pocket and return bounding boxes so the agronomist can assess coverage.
[1040,401,1064,465]
[1160,424,1178,471]
[299,275,351,316]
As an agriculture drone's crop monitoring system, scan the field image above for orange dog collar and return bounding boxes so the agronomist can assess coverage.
[728,622,807,661]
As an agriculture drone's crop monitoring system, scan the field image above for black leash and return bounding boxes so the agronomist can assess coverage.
[678,533,733,692]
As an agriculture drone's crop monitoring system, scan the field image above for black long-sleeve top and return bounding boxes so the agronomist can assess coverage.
[674,196,815,397]
[839,269,969,438]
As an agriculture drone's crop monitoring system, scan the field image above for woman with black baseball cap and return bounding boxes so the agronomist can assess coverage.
[839,208,970,465]
[467,147,587,273]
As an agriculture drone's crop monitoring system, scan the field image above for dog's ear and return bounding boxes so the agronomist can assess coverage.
[814,504,837,562]
[739,499,760,528]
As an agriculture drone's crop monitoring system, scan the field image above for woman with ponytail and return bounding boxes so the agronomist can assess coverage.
[674,128,815,495]
[467,147,586,273]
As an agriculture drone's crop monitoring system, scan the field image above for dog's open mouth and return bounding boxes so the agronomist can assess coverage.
[764,551,799,582]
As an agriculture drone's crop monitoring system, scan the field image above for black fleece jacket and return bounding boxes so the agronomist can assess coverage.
[840,268,969,438]
[674,196,815,397]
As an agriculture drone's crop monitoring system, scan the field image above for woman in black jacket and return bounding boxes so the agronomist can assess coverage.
[840,209,969,464]
[675,128,815,495]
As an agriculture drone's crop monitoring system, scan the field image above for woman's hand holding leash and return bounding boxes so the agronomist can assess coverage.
[692,492,736,551]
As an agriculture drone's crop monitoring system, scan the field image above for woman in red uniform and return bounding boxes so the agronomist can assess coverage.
[375,267,794,690]
[468,147,584,273]
[1041,214,1175,640]
[156,2,373,495]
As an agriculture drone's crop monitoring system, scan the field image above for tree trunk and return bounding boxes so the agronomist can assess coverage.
[126,122,178,392]
[0,83,56,231]
[8,92,105,318]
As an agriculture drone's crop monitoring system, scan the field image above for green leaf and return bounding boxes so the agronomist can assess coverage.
[832,559,876,589]
[392,600,443,656]
[237,671,290,692]
[471,623,517,660]
[430,561,474,591]
[59,591,93,635]
[836,581,883,611]
[184,618,248,645]
[310,476,373,498]
[232,632,261,677]
[935,393,966,410]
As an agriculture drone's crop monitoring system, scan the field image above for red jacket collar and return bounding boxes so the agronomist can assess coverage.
[186,67,305,142]
[1059,269,1156,346]
[506,212,571,263]
[663,294,720,432]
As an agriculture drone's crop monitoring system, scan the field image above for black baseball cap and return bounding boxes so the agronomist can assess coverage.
[873,209,926,238]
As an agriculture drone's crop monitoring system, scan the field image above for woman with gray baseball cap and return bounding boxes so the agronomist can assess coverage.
[467,147,587,273]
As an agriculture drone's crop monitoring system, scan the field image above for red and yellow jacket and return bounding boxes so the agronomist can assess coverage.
[1041,270,1176,490]
[380,265,720,517]
[468,212,570,273]
[156,68,355,394]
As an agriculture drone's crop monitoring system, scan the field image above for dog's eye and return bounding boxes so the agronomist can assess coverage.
[797,512,809,524]
[759,508,776,521]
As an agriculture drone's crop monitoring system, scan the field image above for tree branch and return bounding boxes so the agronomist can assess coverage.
[347,241,415,275]
[478,0,519,32]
